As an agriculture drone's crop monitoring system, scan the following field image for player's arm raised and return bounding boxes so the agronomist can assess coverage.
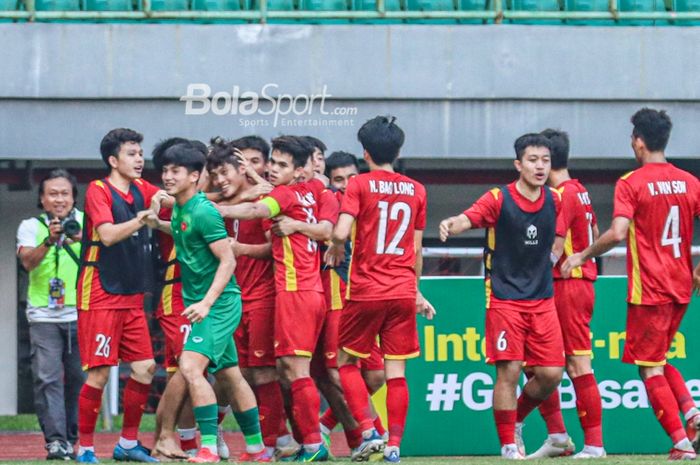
[325,213,354,267]
[562,216,630,277]
[438,213,472,242]
[183,238,236,324]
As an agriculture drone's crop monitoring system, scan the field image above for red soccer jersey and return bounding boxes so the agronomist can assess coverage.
[263,183,323,293]
[155,207,184,318]
[307,178,340,224]
[340,170,427,301]
[553,179,598,281]
[225,217,275,303]
[464,182,565,313]
[77,178,159,310]
[612,163,700,305]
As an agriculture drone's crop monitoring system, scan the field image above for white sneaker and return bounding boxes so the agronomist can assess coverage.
[217,425,230,460]
[573,445,607,459]
[526,436,575,458]
[274,436,301,461]
[514,423,525,456]
[501,444,525,460]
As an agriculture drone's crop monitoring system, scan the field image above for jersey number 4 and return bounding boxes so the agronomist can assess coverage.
[661,205,682,259]
[376,201,411,255]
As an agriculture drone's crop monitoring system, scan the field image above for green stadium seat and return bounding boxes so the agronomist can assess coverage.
[619,0,666,25]
[508,0,561,25]
[251,0,298,23]
[84,0,133,10]
[299,0,349,23]
[406,0,457,24]
[192,0,241,9]
[458,0,487,24]
[0,0,19,9]
[149,0,188,9]
[565,0,614,25]
[35,0,81,9]
[351,0,402,24]
[674,0,700,25]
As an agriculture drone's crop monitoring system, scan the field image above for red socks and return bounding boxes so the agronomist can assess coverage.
[320,408,338,432]
[255,381,285,447]
[644,375,686,444]
[78,384,103,448]
[339,365,374,432]
[572,374,603,447]
[122,378,151,441]
[386,378,408,448]
[539,389,566,434]
[494,409,517,446]
[373,415,387,437]
[290,378,321,445]
[665,364,696,417]
[516,391,543,423]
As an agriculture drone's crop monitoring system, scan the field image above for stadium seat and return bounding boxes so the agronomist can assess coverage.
[508,0,561,25]
[457,0,487,24]
[84,0,133,10]
[406,0,457,24]
[618,0,666,25]
[251,0,298,23]
[35,0,81,10]
[564,0,614,25]
[192,0,242,9]
[299,0,349,23]
[0,0,19,9]
[674,0,700,25]
[149,0,188,10]
[351,0,402,24]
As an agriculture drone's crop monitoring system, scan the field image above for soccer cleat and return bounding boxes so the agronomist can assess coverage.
[295,444,329,462]
[669,448,697,461]
[278,447,302,462]
[573,446,607,459]
[514,422,525,457]
[686,413,700,453]
[239,449,274,462]
[46,440,71,461]
[113,442,159,462]
[350,430,385,462]
[275,438,302,461]
[76,450,100,464]
[500,444,525,460]
[216,426,230,460]
[382,432,389,444]
[383,446,400,463]
[66,443,77,460]
[187,448,221,463]
[526,436,575,458]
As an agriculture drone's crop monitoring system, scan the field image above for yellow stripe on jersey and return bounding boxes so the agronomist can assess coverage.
[346,222,357,300]
[635,359,666,367]
[486,227,495,270]
[282,236,297,292]
[330,270,343,310]
[385,351,420,360]
[95,180,105,189]
[564,230,583,279]
[620,170,636,181]
[489,187,500,200]
[485,278,492,310]
[629,221,643,305]
[162,248,177,316]
[80,229,100,311]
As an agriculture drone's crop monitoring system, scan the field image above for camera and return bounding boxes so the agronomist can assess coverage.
[61,216,81,236]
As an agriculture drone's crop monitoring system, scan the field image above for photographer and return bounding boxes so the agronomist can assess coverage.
[16,169,85,461]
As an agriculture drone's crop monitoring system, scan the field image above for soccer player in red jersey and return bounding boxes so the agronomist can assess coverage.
[563,109,700,460]
[76,128,161,463]
[439,133,566,460]
[525,129,605,459]
[217,136,330,462]
[325,116,435,463]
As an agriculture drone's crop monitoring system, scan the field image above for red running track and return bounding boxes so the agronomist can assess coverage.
[0,432,351,461]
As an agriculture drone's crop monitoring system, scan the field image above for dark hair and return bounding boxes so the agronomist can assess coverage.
[37,169,78,209]
[99,128,143,167]
[271,135,313,169]
[513,133,552,161]
[631,108,673,152]
[153,138,207,172]
[325,151,359,177]
[206,137,242,172]
[159,143,206,174]
[231,135,271,162]
[357,116,405,165]
[303,136,327,154]
[541,129,569,170]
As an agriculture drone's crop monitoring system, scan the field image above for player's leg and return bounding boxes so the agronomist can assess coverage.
[362,345,388,440]
[566,355,605,458]
[623,303,695,459]
[153,371,189,459]
[213,374,232,460]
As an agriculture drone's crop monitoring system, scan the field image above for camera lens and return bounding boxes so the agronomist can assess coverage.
[62,218,81,236]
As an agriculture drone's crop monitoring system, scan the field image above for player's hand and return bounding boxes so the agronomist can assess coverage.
[228,237,242,257]
[141,211,161,230]
[271,216,298,237]
[561,253,584,278]
[182,301,211,324]
[693,264,700,296]
[47,217,63,244]
[243,182,274,201]
[416,292,436,320]
[197,167,211,191]
[439,218,455,242]
[324,243,345,268]
[150,190,170,213]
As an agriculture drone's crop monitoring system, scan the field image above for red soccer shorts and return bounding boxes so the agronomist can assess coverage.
[554,279,595,356]
[275,290,325,358]
[157,313,191,372]
[236,297,276,368]
[622,302,688,366]
[78,308,154,370]
[485,307,565,367]
[313,309,341,368]
[339,299,419,360]
[360,341,385,371]
[321,269,347,311]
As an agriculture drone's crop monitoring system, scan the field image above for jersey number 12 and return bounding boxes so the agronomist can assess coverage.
[376,201,411,255]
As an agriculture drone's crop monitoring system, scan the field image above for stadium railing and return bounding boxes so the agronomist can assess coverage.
[1,0,700,23]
